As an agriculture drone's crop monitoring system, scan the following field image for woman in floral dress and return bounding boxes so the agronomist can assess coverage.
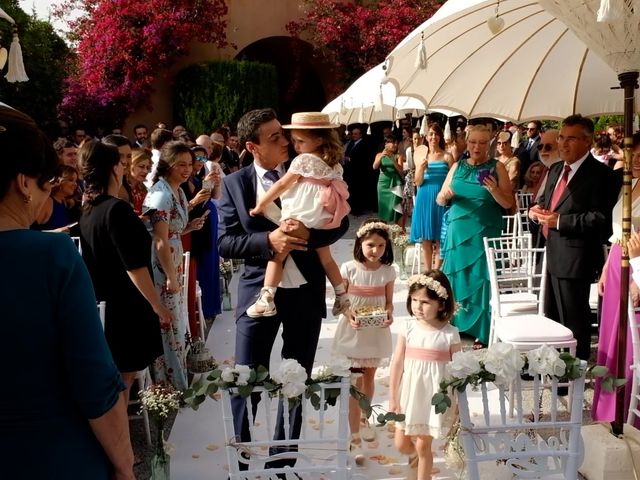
[144,142,206,390]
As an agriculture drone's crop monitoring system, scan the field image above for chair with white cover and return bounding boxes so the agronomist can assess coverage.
[486,246,577,414]
[457,360,587,480]
[97,301,152,445]
[221,377,361,480]
[516,192,534,234]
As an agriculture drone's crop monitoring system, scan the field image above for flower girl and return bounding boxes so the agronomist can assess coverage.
[389,270,461,479]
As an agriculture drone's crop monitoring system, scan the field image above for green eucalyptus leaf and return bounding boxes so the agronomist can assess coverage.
[590,365,609,377]
[237,385,253,398]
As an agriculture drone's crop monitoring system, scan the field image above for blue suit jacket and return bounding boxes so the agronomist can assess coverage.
[217,163,349,317]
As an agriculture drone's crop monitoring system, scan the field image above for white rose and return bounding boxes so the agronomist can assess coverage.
[280,381,307,398]
[235,364,252,386]
[484,343,524,386]
[447,350,482,378]
[527,344,564,378]
[220,367,235,383]
[327,355,352,378]
[272,358,308,388]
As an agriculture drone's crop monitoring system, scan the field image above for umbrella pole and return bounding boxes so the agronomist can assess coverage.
[613,70,639,436]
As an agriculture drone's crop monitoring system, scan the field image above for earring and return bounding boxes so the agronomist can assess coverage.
[23,194,32,204]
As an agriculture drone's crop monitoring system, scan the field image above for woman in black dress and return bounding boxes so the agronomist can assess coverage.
[78,140,172,399]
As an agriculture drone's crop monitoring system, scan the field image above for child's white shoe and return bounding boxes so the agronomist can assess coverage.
[332,293,351,317]
[246,288,277,318]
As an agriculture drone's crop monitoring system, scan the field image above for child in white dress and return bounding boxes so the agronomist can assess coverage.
[389,270,461,480]
[331,219,395,464]
[248,112,350,318]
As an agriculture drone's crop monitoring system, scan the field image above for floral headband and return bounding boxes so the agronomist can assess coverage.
[356,221,390,238]
[408,274,449,300]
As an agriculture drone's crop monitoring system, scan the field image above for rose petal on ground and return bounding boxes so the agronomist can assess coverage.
[388,467,403,475]
[206,444,219,451]
[366,441,379,449]
[192,454,200,459]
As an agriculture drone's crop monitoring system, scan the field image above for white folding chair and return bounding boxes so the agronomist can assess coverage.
[71,236,82,254]
[627,293,640,426]
[182,251,192,339]
[97,301,106,330]
[410,242,422,274]
[457,360,587,480]
[221,378,360,480]
[501,214,520,237]
[486,247,576,353]
[516,191,533,210]
[97,301,152,445]
[483,234,533,292]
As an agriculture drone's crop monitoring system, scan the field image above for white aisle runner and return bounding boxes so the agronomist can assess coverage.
[169,239,507,480]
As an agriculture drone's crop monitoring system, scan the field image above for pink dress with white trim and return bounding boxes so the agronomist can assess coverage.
[397,321,460,437]
[280,153,350,229]
[331,260,395,368]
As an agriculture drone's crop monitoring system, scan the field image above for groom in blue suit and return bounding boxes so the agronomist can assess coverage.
[217,108,349,455]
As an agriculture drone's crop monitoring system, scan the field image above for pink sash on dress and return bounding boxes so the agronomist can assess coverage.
[404,346,450,362]
[347,285,386,297]
[302,177,351,229]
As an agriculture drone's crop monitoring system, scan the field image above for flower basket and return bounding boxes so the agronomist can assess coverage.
[186,339,217,374]
[354,307,387,328]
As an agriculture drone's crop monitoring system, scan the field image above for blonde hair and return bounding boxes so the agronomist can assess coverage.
[130,148,151,171]
[467,125,491,136]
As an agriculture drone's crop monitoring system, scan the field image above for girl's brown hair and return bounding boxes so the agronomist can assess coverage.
[353,218,394,265]
[406,269,456,323]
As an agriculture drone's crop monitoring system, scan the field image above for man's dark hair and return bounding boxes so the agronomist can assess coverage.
[133,123,147,132]
[53,138,76,155]
[562,114,594,137]
[237,108,277,145]
[102,134,131,148]
[529,120,543,130]
[150,128,174,150]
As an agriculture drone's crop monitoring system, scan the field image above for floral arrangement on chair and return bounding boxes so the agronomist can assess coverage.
[183,355,404,424]
[431,343,620,414]
[139,384,182,480]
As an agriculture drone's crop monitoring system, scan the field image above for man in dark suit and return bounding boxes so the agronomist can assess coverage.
[343,126,373,215]
[518,120,542,187]
[217,108,349,456]
[529,114,618,360]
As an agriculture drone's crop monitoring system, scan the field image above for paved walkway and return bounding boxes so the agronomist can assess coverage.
[167,216,586,479]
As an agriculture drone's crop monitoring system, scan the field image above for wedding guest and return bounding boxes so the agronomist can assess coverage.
[119,148,151,216]
[34,164,79,232]
[438,125,513,347]
[0,105,135,479]
[593,132,640,425]
[144,141,206,390]
[79,140,171,406]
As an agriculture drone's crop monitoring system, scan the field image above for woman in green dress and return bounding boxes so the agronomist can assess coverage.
[437,125,514,347]
[374,136,405,223]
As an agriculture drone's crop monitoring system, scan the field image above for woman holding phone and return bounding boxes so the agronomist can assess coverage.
[143,141,206,390]
[437,125,513,347]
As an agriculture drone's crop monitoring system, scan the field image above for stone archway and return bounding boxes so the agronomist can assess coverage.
[235,36,329,121]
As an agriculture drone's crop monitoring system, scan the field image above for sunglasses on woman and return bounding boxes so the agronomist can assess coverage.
[537,143,555,152]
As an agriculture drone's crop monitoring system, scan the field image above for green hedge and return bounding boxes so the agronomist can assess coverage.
[173,60,277,135]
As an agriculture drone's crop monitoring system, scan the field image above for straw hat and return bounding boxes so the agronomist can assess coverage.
[282,112,340,129]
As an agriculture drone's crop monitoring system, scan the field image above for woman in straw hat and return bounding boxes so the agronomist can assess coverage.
[248,111,351,318]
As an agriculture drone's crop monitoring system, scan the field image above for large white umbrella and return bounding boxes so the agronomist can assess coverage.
[385,0,640,432]
[322,63,427,125]
[383,0,638,122]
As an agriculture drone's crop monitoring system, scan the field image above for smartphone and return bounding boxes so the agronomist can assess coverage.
[202,180,214,191]
[200,209,210,220]
[66,221,79,229]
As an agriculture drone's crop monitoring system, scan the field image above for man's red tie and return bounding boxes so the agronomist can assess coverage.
[543,164,571,238]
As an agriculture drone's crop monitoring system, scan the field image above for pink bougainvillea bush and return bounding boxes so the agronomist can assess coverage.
[287,0,442,94]
[56,0,229,126]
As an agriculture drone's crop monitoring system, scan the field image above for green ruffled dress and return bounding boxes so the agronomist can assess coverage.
[377,154,404,222]
[443,158,502,344]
